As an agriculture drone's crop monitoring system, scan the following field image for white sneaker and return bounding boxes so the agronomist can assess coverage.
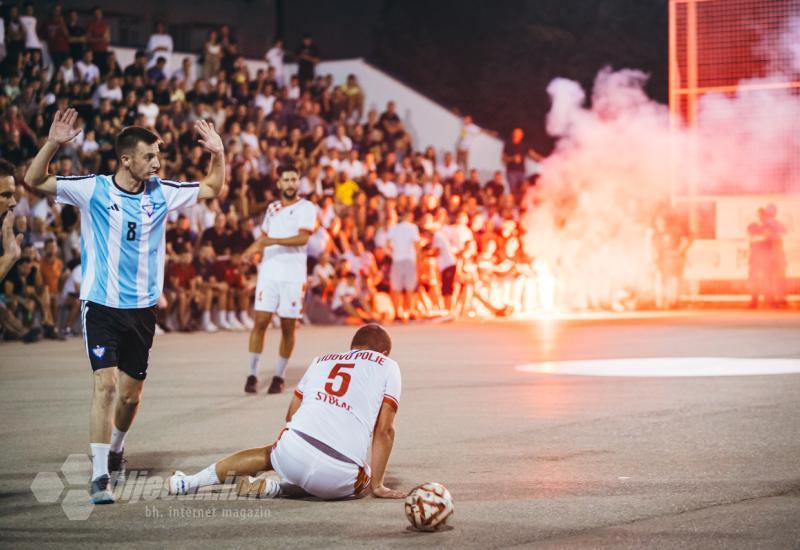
[216,312,232,330]
[154,324,165,336]
[168,471,191,495]
[237,476,280,499]
[239,311,254,330]
[227,312,245,331]
[202,317,219,333]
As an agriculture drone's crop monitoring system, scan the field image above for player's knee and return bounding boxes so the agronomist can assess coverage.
[280,322,295,339]
[263,445,273,469]
[93,377,117,402]
[119,390,141,408]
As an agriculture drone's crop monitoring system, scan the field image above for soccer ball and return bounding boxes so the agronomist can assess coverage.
[404,482,454,531]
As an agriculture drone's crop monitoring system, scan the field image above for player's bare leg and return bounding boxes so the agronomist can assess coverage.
[90,369,117,446]
[88,368,117,503]
[216,445,273,480]
[169,445,280,498]
[106,371,144,486]
[245,311,272,393]
[267,317,296,394]
[114,371,144,433]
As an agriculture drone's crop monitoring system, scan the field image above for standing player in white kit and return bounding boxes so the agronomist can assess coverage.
[242,164,316,395]
[169,324,405,499]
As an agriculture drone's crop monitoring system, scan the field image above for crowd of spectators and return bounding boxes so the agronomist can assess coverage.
[0,5,544,343]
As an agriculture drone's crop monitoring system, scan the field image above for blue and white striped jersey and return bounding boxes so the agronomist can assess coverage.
[56,174,199,309]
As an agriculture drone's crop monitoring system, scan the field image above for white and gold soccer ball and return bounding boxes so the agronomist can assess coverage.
[404,482,454,531]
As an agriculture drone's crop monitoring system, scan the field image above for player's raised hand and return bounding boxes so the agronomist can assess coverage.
[48,108,82,144]
[194,119,224,156]
[372,484,406,499]
[2,211,23,262]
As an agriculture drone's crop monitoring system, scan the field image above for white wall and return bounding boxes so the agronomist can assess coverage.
[111,47,506,174]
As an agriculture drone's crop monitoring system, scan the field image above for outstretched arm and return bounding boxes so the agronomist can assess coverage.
[24,109,82,195]
[370,403,405,498]
[196,120,225,199]
[285,393,302,422]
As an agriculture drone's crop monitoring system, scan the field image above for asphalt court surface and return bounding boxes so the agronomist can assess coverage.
[1,311,798,548]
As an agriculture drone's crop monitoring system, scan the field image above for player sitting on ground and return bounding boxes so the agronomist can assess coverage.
[169,324,406,499]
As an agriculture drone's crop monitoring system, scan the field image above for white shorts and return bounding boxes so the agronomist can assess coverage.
[270,429,370,500]
[254,272,306,318]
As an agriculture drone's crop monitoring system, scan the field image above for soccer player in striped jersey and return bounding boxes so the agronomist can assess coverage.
[24,108,225,504]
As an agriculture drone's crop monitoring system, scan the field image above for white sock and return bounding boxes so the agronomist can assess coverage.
[187,463,219,490]
[249,352,261,377]
[90,443,110,481]
[202,310,211,324]
[110,426,126,453]
[275,355,289,378]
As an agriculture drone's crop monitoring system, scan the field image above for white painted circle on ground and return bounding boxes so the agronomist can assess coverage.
[515,357,800,377]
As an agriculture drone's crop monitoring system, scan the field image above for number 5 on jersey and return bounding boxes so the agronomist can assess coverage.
[325,363,354,397]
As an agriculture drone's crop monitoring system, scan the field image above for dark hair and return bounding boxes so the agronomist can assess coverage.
[351,324,392,356]
[277,164,299,178]
[115,126,159,159]
[0,159,16,178]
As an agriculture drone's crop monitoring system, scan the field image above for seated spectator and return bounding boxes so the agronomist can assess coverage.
[379,101,405,147]
[76,51,100,84]
[193,243,230,332]
[310,252,336,299]
[331,272,374,323]
[58,259,81,336]
[38,238,63,325]
[166,215,197,259]
[334,171,360,208]
[165,250,200,332]
[340,74,364,122]
[3,252,60,339]
[147,57,168,83]
[325,124,353,152]
[137,89,159,128]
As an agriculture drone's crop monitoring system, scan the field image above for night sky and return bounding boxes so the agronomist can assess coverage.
[283,0,669,153]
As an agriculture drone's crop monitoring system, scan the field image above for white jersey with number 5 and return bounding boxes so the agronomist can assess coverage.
[288,349,401,467]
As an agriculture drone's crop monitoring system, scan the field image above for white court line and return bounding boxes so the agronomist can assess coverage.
[515,357,800,377]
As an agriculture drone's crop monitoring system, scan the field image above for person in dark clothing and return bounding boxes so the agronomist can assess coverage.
[295,34,320,88]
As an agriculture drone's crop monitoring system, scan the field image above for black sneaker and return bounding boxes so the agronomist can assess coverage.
[22,327,42,343]
[108,449,127,485]
[89,474,116,504]
[267,376,285,394]
[245,375,258,394]
[43,325,66,341]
